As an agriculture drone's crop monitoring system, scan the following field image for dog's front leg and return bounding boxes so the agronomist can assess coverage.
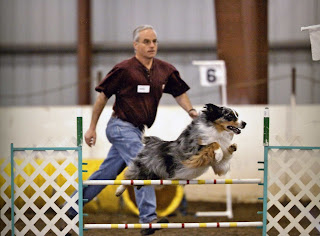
[227,143,237,154]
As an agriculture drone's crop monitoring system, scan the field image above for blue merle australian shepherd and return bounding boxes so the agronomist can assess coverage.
[116,103,246,196]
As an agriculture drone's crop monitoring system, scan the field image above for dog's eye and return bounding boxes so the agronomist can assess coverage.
[226,114,234,121]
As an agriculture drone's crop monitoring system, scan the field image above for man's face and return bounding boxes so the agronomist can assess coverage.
[134,29,158,59]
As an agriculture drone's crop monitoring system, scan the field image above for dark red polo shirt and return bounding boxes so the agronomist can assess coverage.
[95,57,190,128]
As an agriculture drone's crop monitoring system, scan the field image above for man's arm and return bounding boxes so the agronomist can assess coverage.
[174,92,198,119]
[84,92,108,147]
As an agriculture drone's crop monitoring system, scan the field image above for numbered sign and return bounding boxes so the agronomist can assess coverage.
[192,60,226,87]
[301,24,320,61]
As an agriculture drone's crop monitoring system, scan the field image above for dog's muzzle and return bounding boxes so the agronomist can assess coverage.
[227,121,246,134]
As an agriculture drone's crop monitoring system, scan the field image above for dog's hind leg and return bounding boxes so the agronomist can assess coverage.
[115,185,127,197]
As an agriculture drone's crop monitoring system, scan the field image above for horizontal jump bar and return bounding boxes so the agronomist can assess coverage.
[83,179,262,186]
[84,221,263,229]
[13,147,79,151]
[266,146,320,150]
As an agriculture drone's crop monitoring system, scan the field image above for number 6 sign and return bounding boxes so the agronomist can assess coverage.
[192,60,226,87]
[207,69,217,83]
[192,60,227,105]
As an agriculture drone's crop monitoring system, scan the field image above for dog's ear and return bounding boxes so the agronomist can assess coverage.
[204,103,221,112]
[203,104,223,121]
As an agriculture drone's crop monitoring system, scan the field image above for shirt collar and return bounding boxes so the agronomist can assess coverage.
[133,56,155,71]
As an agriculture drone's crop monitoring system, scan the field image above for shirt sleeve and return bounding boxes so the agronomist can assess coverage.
[163,70,190,97]
[95,66,123,98]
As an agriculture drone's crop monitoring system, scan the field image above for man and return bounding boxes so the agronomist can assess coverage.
[83,25,197,235]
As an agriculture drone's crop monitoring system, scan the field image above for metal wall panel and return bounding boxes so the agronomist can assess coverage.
[269,0,319,43]
[0,55,77,106]
[268,52,320,104]
[0,0,319,106]
[0,0,14,44]
[0,0,76,44]
[1,0,318,45]
[92,0,215,44]
[0,55,15,106]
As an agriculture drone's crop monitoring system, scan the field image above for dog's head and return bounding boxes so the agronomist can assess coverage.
[202,103,246,134]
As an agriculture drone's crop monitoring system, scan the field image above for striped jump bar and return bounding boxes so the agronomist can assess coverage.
[83,179,261,186]
[84,221,263,229]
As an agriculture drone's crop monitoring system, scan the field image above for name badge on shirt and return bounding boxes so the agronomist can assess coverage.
[137,85,150,93]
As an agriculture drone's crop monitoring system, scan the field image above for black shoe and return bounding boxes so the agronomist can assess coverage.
[140,217,169,235]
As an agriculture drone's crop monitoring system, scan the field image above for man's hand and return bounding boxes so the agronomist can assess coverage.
[188,109,198,119]
[85,129,97,147]
[84,93,108,147]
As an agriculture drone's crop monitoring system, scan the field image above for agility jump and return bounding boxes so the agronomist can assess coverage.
[85,221,263,229]
[82,107,320,235]
[83,179,262,186]
[83,178,264,231]
[6,108,319,235]
[83,178,263,231]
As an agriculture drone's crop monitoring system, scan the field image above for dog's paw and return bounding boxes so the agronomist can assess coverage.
[214,148,223,162]
[115,185,126,197]
[228,143,237,153]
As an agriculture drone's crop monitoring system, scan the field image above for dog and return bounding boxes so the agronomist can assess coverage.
[115,104,246,197]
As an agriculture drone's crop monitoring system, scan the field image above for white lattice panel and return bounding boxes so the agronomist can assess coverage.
[1,148,80,236]
[1,156,12,235]
[267,148,320,235]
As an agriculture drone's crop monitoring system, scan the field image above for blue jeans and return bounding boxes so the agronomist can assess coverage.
[80,117,157,223]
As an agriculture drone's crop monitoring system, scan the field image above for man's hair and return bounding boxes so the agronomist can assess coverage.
[133,25,157,42]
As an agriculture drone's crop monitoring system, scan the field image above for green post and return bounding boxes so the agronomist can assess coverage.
[77,117,83,147]
[262,107,270,235]
[263,107,269,146]
[77,116,83,235]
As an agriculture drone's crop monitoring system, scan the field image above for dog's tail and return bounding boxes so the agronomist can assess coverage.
[143,136,163,145]
[115,185,127,197]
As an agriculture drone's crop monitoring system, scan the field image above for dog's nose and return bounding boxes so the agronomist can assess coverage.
[241,121,247,128]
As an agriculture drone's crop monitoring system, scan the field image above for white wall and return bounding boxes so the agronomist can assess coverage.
[1,105,319,202]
